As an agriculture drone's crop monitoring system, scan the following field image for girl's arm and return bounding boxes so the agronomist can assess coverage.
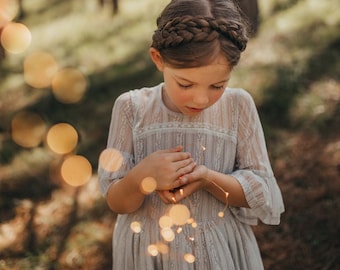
[204,168,249,207]
[159,165,249,208]
[105,168,146,214]
[99,93,195,214]
[159,90,284,225]
[106,146,195,214]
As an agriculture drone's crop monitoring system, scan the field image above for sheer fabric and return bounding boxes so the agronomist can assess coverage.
[98,83,284,270]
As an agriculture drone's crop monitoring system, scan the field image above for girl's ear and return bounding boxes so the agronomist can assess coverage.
[149,47,164,71]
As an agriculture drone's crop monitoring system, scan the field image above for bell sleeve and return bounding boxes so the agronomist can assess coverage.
[229,90,284,225]
[98,92,135,197]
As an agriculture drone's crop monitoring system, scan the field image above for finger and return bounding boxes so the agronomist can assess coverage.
[174,145,184,152]
[175,160,196,177]
[157,191,172,204]
[172,187,186,203]
[173,181,200,202]
[175,158,194,171]
[169,177,187,190]
[171,152,192,162]
[162,190,178,204]
[158,145,183,154]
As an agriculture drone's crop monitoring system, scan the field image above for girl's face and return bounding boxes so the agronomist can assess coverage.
[150,48,232,116]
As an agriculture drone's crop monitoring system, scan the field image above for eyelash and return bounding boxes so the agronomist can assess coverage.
[177,83,224,90]
[211,85,225,90]
[178,83,192,89]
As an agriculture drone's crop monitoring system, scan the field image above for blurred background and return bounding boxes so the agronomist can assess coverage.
[0,0,339,269]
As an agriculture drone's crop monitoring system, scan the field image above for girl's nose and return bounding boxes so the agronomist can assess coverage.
[193,92,209,106]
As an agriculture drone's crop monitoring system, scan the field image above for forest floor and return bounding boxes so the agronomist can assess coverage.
[0,0,339,269]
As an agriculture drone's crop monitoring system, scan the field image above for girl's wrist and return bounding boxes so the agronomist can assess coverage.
[203,168,214,190]
[126,167,148,196]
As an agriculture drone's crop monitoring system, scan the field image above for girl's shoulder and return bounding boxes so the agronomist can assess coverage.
[224,87,256,106]
[115,84,161,106]
[224,87,253,99]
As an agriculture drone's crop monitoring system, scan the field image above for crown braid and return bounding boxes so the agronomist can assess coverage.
[152,15,247,52]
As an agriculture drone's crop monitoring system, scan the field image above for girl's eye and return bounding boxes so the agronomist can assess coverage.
[178,83,192,89]
[211,85,225,90]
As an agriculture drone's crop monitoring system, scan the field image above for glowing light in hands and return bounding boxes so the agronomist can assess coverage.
[200,144,206,151]
[130,143,231,263]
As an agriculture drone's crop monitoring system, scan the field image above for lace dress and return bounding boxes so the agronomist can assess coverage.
[98,83,284,270]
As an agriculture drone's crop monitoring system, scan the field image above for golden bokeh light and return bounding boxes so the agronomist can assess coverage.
[24,51,59,88]
[159,215,173,229]
[147,245,158,257]
[140,177,157,194]
[46,123,78,154]
[186,218,194,224]
[1,22,31,54]
[218,211,224,218]
[168,204,190,226]
[156,242,169,254]
[184,253,195,263]
[0,0,19,27]
[11,111,46,148]
[130,221,142,233]
[161,227,175,242]
[51,68,87,104]
[60,155,92,187]
[99,148,123,172]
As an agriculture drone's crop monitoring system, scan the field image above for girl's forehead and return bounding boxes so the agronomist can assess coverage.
[168,54,230,72]
[166,63,232,83]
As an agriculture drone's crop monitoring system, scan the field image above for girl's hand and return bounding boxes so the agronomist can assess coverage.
[135,146,196,191]
[157,165,209,204]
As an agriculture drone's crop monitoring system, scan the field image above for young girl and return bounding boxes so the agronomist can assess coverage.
[98,0,284,269]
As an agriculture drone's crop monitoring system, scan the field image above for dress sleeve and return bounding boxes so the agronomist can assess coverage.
[229,90,284,225]
[97,92,135,197]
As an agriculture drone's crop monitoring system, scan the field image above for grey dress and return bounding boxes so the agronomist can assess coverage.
[98,83,284,270]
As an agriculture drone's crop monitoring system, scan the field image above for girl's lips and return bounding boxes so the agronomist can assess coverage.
[186,106,204,113]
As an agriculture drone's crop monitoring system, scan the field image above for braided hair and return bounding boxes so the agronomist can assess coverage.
[151,0,248,68]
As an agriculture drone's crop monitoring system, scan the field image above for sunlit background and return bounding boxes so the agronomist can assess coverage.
[0,0,339,269]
